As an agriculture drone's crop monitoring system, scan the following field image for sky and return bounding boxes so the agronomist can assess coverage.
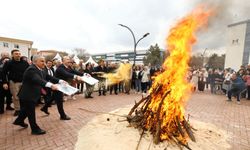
[0,0,249,55]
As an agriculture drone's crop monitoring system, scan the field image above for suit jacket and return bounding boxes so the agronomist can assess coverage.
[55,64,83,81]
[18,64,59,102]
[94,65,107,80]
[43,67,55,92]
[43,67,55,78]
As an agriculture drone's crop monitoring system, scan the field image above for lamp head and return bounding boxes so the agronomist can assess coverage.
[143,33,150,38]
[118,24,125,27]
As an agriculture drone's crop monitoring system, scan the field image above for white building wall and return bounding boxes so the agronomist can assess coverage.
[225,23,247,71]
[0,41,30,57]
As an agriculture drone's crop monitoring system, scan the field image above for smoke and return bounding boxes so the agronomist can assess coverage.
[191,0,250,52]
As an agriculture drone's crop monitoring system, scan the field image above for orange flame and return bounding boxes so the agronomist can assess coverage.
[146,6,212,142]
[102,62,132,85]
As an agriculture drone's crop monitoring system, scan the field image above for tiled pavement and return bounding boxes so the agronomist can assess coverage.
[0,91,250,150]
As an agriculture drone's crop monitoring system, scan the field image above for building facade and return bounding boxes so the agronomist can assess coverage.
[37,50,69,59]
[0,36,33,58]
[225,20,250,70]
[92,49,165,65]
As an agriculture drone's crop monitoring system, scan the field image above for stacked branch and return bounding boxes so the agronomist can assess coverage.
[126,84,195,149]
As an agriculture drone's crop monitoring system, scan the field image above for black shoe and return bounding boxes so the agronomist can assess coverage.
[13,111,20,116]
[60,115,71,120]
[89,96,93,98]
[40,107,50,115]
[0,111,4,114]
[6,106,15,110]
[115,92,118,95]
[13,121,28,128]
[32,129,46,135]
[103,93,106,96]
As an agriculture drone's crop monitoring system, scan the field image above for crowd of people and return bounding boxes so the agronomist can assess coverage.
[1,49,248,135]
[189,65,249,104]
[0,49,158,135]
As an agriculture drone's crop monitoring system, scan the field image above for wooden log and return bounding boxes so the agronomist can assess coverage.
[153,84,163,95]
[153,119,161,144]
[142,98,152,114]
[183,118,196,142]
[153,91,170,144]
[170,136,183,150]
[175,116,185,138]
[173,136,192,150]
[128,95,150,116]
[136,130,145,150]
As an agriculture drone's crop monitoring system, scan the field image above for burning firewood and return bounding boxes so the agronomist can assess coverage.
[125,6,212,150]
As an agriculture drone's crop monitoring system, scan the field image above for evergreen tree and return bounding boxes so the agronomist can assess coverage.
[143,44,165,66]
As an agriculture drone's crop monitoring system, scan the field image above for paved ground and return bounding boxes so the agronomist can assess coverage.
[0,90,250,150]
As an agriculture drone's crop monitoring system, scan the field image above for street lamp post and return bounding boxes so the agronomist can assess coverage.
[201,48,208,67]
[118,24,149,65]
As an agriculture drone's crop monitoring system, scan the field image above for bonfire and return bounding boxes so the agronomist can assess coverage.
[97,5,212,150]
[125,6,212,149]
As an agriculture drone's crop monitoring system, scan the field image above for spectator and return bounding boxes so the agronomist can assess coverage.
[244,70,250,100]
[77,60,85,93]
[190,69,199,92]
[237,68,247,98]
[141,66,150,94]
[2,49,30,116]
[94,59,107,96]
[0,56,14,114]
[84,63,94,98]
[198,69,205,92]
[52,59,62,72]
[203,68,209,89]
[65,60,77,100]
[134,65,142,93]
[40,60,56,115]
[222,68,232,96]
[227,73,246,104]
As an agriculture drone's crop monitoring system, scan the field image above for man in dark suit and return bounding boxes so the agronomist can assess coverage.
[13,55,63,135]
[40,60,55,115]
[54,56,83,120]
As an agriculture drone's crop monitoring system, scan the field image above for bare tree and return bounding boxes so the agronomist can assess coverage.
[207,53,225,69]
[72,48,89,61]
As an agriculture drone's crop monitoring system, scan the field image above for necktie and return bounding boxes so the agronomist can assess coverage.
[49,69,53,76]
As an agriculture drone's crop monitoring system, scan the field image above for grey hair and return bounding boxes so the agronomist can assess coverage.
[32,54,45,63]
[62,56,70,62]
[0,52,10,58]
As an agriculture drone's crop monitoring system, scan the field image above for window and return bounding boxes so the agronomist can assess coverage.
[14,44,19,49]
[232,39,239,44]
[3,42,8,47]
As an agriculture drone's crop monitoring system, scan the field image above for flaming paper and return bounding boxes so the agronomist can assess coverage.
[102,62,132,85]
